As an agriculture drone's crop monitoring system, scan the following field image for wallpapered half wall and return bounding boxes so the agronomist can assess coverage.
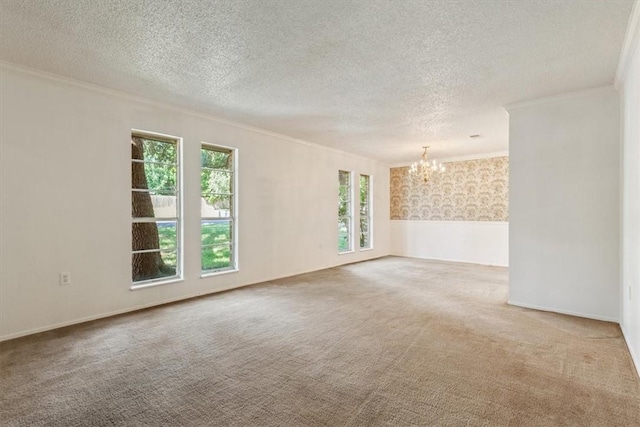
[390,156,509,221]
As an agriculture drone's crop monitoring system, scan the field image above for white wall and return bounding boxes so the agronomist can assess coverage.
[619,3,640,374]
[507,86,621,322]
[390,221,508,267]
[0,65,390,340]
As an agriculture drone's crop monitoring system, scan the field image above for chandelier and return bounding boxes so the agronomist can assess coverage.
[409,146,445,183]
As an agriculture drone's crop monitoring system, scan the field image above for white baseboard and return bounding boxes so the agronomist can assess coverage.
[0,255,387,342]
[393,253,508,268]
[507,300,619,323]
[0,283,246,342]
[621,325,640,379]
[511,301,637,378]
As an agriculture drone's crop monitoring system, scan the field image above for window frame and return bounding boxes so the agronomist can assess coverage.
[130,130,183,290]
[338,170,354,254]
[359,174,373,250]
[200,142,238,276]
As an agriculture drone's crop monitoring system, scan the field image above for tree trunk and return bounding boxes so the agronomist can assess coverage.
[131,137,167,281]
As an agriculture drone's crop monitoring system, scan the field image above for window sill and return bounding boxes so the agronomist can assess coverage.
[201,268,239,279]
[360,247,374,252]
[338,250,355,255]
[130,277,183,291]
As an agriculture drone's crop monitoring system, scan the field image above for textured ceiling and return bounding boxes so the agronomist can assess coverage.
[0,0,633,163]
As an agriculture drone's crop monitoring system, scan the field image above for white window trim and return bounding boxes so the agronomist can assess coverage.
[200,142,239,275]
[338,250,356,255]
[338,170,354,254]
[201,268,239,279]
[130,278,185,291]
[359,174,373,251]
[130,129,184,290]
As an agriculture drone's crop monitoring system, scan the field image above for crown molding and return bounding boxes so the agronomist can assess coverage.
[615,0,640,89]
[503,85,615,112]
[0,61,391,167]
[437,151,509,163]
[390,150,509,168]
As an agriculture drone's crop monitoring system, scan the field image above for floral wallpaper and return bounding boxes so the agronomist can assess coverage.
[390,156,509,221]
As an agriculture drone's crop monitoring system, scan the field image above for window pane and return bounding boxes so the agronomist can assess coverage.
[132,138,176,164]
[201,220,232,245]
[360,175,369,192]
[201,144,235,274]
[359,174,371,248]
[360,175,370,210]
[339,170,350,186]
[338,200,350,217]
[158,222,178,251]
[201,148,231,169]
[338,171,352,252]
[132,191,177,218]
[132,221,177,251]
[132,162,177,191]
[202,244,232,271]
[201,194,232,217]
[360,218,370,249]
[360,217,370,235]
[360,233,370,249]
[339,185,351,202]
[132,250,177,282]
[132,134,180,284]
[338,219,351,252]
[201,170,232,194]
[160,249,177,270]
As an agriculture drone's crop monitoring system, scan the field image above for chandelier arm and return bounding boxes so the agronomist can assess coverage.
[408,145,444,184]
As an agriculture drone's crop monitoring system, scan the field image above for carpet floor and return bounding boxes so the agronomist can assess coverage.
[1,256,639,426]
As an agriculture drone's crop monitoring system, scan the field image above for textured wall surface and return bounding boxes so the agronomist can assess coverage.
[390,157,508,221]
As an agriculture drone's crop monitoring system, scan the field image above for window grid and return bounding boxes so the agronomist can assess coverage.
[338,170,353,253]
[201,144,236,274]
[131,132,182,286]
[359,174,372,249]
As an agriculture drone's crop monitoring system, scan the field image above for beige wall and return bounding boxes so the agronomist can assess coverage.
[0,65,391,340]
[390,157,509,221]
[507,86,620,322]
[619,4,640,375]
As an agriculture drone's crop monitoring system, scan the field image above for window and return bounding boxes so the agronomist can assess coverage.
[131,132,181,286]
[201,144,236,273]
[338,170,353,253]
[360,174,372,249]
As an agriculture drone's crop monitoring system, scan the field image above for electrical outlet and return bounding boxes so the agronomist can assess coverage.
[60,272,71,285]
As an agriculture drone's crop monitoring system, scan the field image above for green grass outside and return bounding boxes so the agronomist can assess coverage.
[157,221,232,272]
